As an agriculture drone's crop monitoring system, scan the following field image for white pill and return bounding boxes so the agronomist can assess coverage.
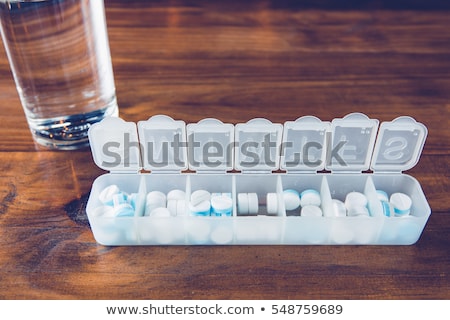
[301,205,323,217]
[331,199,347,217]
[177,199,187,216]
[92,205,116,218]
[381,200,394,217]
[248,193,259,214]
[128,193,138,210]
[114,203,135,217]
[147,190,166,203]
[145,191,166,216]
[237,193,249,215]
[376,190,389,202]
[112,192,128,206]
[266,193,278,214]
[283,189,301,211]
[390,193,412,216]
[149,207,171,217]
[347,206,370,217]
[190,190,211,206]
[99,184,120,206]
[167,189,186,200]
[211,194,232,216]
[144,203,160,216]
[345,192,368,209]
[300,189,321,207]
[167,199,178,216]
[189,200,211,216]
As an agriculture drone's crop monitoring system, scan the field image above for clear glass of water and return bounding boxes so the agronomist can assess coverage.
[0,0,118,150]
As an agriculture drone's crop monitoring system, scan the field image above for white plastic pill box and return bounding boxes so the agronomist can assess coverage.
[86,113,431,245]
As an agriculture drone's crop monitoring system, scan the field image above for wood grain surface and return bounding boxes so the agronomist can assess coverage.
[0,0,449,299]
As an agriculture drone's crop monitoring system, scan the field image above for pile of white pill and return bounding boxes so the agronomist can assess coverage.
[377,190,412,217]
[331,190,412,218]
[189,190,233,217]
[94,184,137,218]
[345,191,370,217]
[237,193,259,215]
[266,189,323,217]
[300,189,323,217]
[145,189,186,217]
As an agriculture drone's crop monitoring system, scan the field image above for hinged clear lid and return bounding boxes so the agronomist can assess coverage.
[235,118,283,173]
[88,114,427,176]
[186,118,234,173]
[370,116,427,173]
[326,113,379,173]
[88,117,141,173]
[281,116,330,173]
[137,115,188,173]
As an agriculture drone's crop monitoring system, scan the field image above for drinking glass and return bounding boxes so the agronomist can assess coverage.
[0,0,118,149]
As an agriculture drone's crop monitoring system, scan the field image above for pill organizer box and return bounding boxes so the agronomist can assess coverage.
[86,113,430,245]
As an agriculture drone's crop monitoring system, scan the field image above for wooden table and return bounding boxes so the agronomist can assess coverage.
[0,0,448,299]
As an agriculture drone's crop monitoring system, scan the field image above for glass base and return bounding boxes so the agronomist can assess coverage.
[28,102,119,150]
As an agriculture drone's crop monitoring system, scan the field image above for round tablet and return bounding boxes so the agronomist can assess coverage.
[167,199,178,216]
[99,184,120,206]
[114,203,135,217]
[112,192,128,206]
[345,192,368,210]
[211,194,232,216]
[347,206,370,217]
[283,189,301,211]
[145,191,167,216]
[390,192,412,216]
[266,193,278,214]
[146,191,166,206]
[247,193,259,214]
[301,205,323,217]
[167,189,186,200]
[376,190,389,202]
[237,193,249,215]
[191,190,211,206]
[93,205,116,218]
[127,193,138,210]
[177,199,187,216]
[300,189,321,207]
[189,200,211,216]
[331,199,347,217]
[381,200,393,217]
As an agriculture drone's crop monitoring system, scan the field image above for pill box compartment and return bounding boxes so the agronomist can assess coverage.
[86,113,431,245]
[371,174,430,244]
